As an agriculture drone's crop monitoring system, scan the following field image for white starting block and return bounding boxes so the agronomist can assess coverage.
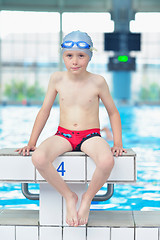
[0,148,136,240]
[0,148,136,183]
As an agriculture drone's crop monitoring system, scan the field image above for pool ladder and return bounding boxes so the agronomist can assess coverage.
[21,183,114,201]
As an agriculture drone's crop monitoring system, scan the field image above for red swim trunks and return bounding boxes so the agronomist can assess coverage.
[55,126,101,151]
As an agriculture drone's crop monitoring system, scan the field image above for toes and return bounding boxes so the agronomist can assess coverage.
[70,219,73,226]
[85,218,88,225]
[78,218,84,226]
[74,217,78,227]
[78,218,81,226]
[74,220,78,227]
[66,218,79,227]
[66,218,69,225]
[70,219,75,227]
[66,218,73,226]
[79,218,88,226]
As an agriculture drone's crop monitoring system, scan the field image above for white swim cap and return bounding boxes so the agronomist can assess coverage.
[61,30,94,61]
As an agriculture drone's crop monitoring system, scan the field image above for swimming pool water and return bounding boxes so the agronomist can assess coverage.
[0,105,160,211]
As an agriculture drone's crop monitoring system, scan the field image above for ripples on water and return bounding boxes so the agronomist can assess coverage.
[0,105,160,210]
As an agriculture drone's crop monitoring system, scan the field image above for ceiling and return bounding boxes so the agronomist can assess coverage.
[0,0,160,13]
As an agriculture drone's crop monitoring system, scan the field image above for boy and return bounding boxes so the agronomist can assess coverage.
[16,31,126,227]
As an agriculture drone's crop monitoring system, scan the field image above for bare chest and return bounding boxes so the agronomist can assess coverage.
[58,83,99,108]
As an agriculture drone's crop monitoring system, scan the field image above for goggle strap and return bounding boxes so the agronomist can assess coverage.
[90,47,97,52]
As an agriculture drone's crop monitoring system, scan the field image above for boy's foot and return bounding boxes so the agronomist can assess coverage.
[78,193,91,225]
[66,192,78,227]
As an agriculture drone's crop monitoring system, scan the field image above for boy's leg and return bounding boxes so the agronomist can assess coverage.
[32,135,78,227]
[78,136,114,225]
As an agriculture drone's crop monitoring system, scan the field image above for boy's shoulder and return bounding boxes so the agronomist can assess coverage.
[90,73,107,87]
[50,71,64,83]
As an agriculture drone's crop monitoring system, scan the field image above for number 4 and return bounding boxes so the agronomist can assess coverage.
[57,162,66,176]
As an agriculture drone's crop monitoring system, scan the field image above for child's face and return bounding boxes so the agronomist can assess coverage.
[63,51,90,74]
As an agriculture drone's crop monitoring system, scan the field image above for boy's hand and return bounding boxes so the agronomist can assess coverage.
[111,146,127,157]
[15,145,36,156]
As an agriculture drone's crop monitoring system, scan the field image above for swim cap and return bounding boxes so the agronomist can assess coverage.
[61,30,94,61]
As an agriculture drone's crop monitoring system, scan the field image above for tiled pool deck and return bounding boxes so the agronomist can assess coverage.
[0,210,160,240]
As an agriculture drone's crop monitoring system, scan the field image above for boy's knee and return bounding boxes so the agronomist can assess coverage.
[32,150,48,170]
[97,153,114,173]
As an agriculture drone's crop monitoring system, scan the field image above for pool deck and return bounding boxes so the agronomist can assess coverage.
[0,209,160,227]
[0,210,160,240]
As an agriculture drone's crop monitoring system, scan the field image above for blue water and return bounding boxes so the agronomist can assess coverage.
[0,105,160,211]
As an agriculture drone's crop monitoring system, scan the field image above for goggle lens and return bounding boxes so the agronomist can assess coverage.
[77,41,90,49]
[61,41,74,48]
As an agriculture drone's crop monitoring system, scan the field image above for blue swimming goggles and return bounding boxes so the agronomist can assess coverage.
[61,41,91,49]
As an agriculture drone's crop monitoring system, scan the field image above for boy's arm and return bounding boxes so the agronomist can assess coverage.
[16,73,58,155]
[28,74,58,145]
[98,76,126,156]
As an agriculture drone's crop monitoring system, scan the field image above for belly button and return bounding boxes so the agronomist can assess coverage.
[74,123,78,127]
